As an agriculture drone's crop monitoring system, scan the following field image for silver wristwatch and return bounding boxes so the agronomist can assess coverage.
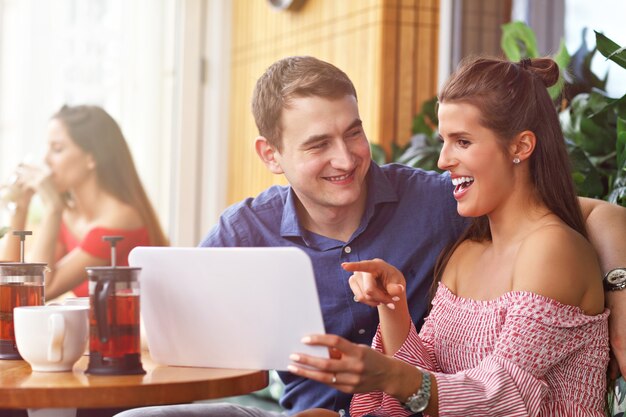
[403,368,431,413]
[604,268,626,291]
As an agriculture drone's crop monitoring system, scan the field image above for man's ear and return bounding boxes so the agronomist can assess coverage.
[86,153,96,171]
[255,136,283,175]
[510,130,536,163]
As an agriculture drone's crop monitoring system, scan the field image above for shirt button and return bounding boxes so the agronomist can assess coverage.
[344,246,352,254]
[358,329,366,335]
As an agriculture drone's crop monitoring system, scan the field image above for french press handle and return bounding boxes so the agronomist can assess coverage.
[94,279,114,344]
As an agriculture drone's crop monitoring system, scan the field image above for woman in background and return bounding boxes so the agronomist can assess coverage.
[1,104,168,300]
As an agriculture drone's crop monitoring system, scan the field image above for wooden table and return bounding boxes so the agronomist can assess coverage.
[0,353,269,417]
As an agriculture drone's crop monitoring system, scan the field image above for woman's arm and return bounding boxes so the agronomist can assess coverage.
[0,201,31,261]
[44,248,109,300]
[0,168,34,261]
[343,260,411,355]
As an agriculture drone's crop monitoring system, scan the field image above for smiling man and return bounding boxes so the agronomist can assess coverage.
[255,94,371,243]
[116,56,626,417]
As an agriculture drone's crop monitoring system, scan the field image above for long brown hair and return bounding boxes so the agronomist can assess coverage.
[52,105,168,246]
[434,56,586,281]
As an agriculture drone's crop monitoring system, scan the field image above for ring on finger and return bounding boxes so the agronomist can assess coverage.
[331,373,337,384]
[353,295,358,302]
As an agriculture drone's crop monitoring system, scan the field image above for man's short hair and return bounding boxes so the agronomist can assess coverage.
[251,56,357,150]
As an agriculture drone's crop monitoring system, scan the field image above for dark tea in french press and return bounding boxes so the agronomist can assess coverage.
[0,231,46,359]
[85,236,145,375]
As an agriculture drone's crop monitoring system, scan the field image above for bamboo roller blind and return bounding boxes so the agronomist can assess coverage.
[227,0,440,204]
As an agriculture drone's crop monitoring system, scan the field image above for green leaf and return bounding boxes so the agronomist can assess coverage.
[369,143,387,165]
[391,142,409,161]
[595,31,626,70]
[579,117,614,154]
[548,40,571,100]
[412,114,433,137]
[421,96,439,127]
[589,93,626,118]
[615,376,626,406]
[608,177,626,206]
[617,115,626,177]
[561,93,616,156]
[500,21,539,61]
[395,133,443,172]
[566,140,605,197]
[549,40,570,99]
[411,96,439,136]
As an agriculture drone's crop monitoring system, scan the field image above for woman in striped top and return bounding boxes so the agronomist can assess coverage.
[287,56,609,416]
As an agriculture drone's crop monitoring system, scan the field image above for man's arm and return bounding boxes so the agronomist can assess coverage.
[579,197,626,379]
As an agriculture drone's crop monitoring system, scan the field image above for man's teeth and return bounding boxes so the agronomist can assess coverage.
[451,176,474,186]
[327,173,350,181]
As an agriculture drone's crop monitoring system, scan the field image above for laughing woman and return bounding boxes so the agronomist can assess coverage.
[288,57,609,416]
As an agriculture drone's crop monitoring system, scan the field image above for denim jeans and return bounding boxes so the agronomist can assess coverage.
[114,403,286,417]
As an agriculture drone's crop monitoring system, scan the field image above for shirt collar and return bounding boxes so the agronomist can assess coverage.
[279,161,399,241]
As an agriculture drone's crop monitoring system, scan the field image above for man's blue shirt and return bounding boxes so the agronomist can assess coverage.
[199,162,467,415]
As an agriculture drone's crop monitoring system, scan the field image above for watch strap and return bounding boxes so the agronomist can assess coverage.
[403,368,431,413]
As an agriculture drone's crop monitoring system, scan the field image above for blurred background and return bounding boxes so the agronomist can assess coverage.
[0,0,624,247]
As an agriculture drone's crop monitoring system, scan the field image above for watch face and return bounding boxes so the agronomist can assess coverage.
[607,269,626,285]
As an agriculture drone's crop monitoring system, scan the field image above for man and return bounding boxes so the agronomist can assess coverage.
[117,56,626,416]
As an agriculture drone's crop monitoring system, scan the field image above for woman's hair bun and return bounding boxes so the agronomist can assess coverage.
[525,57,560,88]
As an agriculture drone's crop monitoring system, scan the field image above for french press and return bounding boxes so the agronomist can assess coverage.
[0,231,46,359]
[85,236,145,375]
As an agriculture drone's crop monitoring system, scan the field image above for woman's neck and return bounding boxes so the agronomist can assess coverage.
[486,189,552,253]
[68,178,110,221]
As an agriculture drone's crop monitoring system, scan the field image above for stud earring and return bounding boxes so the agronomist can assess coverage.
[513,156,521,164]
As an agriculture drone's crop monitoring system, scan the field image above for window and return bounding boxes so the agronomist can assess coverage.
[0,0,178,233]
[564,0,626,97]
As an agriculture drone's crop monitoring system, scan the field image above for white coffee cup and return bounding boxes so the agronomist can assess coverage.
[14,305,89,372]
[62,298,90,355]
[62,297,90,307]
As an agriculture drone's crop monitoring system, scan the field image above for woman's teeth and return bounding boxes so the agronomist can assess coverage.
[452,176,474,192]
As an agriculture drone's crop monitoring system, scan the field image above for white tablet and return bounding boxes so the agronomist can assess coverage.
[129,246,328,371]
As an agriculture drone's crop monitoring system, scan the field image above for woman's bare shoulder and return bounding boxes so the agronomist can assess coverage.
[95,197,144,230]
[513,223,603,312]
[441,239,488,288]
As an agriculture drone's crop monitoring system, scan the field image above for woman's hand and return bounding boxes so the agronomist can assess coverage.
[289,334,429,411]
[15,164,64,212]
[288,334,397,394]
[343,259,407,309]
[1,173,33,211]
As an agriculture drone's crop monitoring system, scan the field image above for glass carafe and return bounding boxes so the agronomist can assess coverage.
[0,231,46,360]
[85,236,145,375]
